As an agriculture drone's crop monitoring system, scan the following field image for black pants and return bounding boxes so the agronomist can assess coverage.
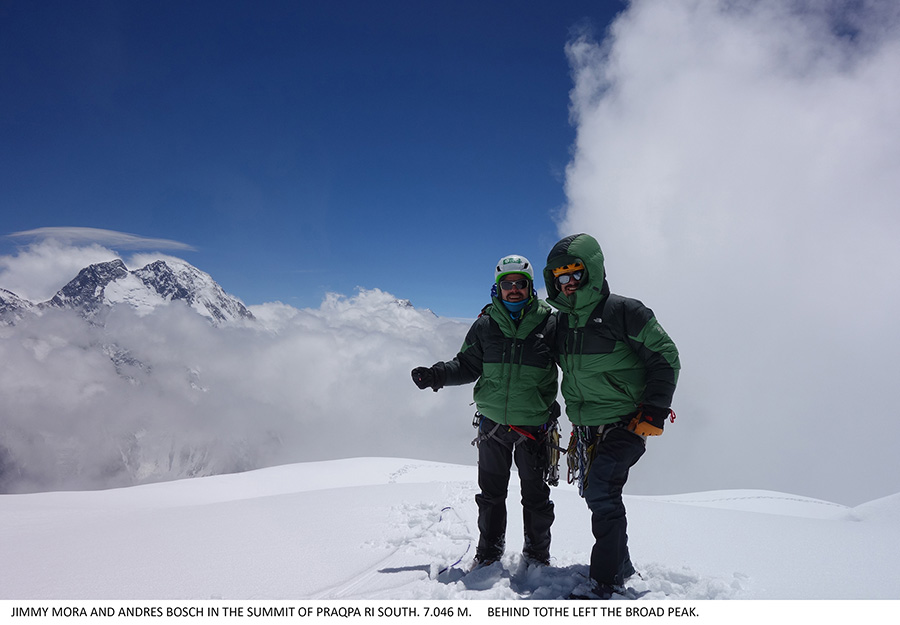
[583,426,646,586]
[475,417,554,562]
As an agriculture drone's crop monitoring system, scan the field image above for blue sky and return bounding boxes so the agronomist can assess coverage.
[2,0,900,504]
[1,0,624,317]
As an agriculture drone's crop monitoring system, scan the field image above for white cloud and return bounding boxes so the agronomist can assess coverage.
[0,240,476,494]
[0,283,474,494]
[560,0,900,504]
[0,239,121,302]
[0,229,196,303]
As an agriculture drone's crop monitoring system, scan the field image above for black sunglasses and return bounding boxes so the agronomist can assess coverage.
[556,270,584,285]
[499,279,529,291]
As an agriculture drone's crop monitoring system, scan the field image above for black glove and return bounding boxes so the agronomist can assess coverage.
[412,364,446,392]
[628,405,671,436]
[411,367,434,390]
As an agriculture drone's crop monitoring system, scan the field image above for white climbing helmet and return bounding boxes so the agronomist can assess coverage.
[495,255,534,283]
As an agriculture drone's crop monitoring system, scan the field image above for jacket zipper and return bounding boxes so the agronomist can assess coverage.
[503,335,514,424]
[566,312,588,424]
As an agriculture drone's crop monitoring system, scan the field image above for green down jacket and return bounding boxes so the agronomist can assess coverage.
[543,233,680,426]
[434,296,558,426]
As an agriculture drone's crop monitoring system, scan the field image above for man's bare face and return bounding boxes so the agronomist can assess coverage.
[499,273,528,302]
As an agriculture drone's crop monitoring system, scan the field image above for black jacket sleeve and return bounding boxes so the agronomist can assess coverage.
[433,316,487,386]
[621,298,680,409]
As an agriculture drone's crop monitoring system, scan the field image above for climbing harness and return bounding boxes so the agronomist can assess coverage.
[566,422,630,497]
[470,412,501,447]
[471,412,565,487]
[542,419,562,487]
[566,426,593,497]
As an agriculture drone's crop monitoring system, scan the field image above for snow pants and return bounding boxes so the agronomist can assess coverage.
[475,417,555,563]
[583,425,646,586]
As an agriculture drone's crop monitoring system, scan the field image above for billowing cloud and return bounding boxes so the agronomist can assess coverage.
[0,240,478,495]
[0,239,122,302]
[560,0,900,504]
[0,284,473,493]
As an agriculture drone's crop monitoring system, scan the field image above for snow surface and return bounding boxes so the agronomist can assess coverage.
[1,457,898,601]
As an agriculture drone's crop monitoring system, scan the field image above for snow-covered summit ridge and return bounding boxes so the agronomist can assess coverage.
[46,258,130,314]
[120,258,254,324]
[0,287,34,321]
[7,257,254,326]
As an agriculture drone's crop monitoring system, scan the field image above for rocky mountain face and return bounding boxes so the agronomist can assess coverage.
[45,259,130,318]
[3,258,254,326]
[0,288,35,323]
[130,260,254,324]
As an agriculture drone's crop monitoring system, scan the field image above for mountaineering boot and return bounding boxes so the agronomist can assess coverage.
[522,551,550,567]
[469,553,499,571]
[568,581,631,600]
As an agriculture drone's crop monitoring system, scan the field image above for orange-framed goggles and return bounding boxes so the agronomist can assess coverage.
[551,260,585,277]
[551,260,585,285]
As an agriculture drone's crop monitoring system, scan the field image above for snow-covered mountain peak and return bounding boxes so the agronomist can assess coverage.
[128,258,254,324]
[41,258,254,325]
[0,287,34,323]
[46,259,129,315]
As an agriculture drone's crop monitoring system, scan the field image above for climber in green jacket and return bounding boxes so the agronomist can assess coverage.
[544,233,680,599]
[412,255,559,569]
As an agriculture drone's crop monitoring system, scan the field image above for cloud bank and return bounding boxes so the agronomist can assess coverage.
[0,239,474,495]
[560,0,900,504]
[0,279,471,493]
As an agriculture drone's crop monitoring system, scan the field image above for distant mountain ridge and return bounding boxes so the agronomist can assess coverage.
[0,288,35,322]
[1,258,254,326]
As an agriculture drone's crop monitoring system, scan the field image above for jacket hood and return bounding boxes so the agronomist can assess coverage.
[543,233,608,312]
